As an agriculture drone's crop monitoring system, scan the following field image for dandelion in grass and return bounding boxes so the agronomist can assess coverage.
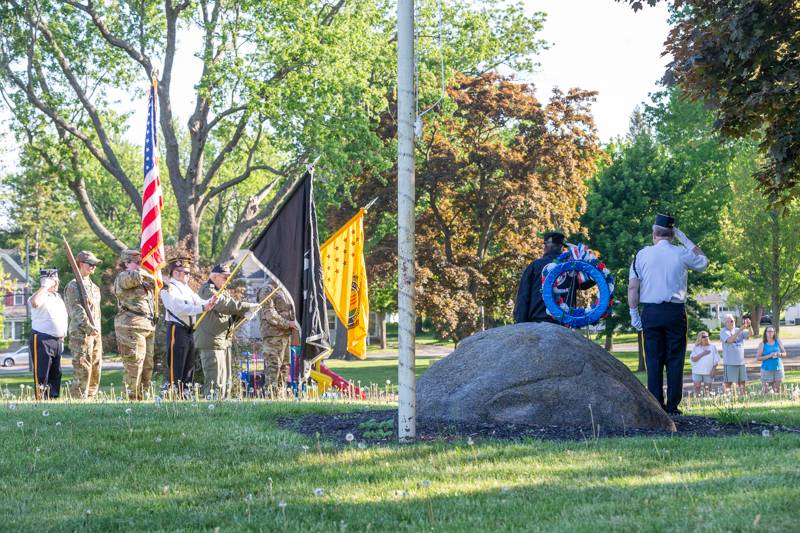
[357,442,366,449]
[500,486,510,493]
[301,445,310,451]
[467,437,474,446]
[313,488,324,497]
[155,436,162,443]
[277,500,287,509]
[420,480,432,488]
[386,380,391,385]
[85,509,92,516]
[244,493,254,503]
[9,403,16,410]
[55,421,62,427]
[394,490,408,498]
[345,432,354,442]
[35,447,40,453]
[125,408,132,415]
[42,410,49,417]
[208,404,215,411]
[762,429,771,437]
[16,421,23,428]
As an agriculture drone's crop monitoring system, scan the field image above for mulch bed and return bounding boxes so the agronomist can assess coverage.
[278,409,800,445]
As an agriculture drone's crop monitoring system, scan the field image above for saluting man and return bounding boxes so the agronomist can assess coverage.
[195,262,257,399]
[160,257,217,398]
[64,251,103,399]
[628,214,708,414]
[113,249,157,400]
[29,269,68,400]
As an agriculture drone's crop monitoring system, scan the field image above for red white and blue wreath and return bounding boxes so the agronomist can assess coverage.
[541,244,614,328]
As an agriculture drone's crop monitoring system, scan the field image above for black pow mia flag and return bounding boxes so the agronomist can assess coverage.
[249,171,330,362]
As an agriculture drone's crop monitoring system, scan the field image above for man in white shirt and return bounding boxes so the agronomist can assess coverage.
[29,269,69,400]
[160,257,217,397]
[628,214,709,414]
[720,314,752,395]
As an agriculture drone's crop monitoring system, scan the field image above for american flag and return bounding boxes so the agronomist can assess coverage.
[141,81,165,295]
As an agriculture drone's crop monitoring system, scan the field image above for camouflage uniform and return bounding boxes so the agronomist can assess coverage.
[258,282,295,388]
[113,249,156,400]
[64,271,102,399]
[195,274,255,399]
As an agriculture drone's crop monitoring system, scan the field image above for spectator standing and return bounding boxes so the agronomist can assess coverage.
[689,331,720,395]
[756,326,785,394]
[720,314,753,395]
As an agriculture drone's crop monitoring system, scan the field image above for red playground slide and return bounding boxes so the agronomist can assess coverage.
[318,362,366,399]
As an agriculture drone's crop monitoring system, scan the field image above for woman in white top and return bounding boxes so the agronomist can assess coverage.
[690,330,720,395]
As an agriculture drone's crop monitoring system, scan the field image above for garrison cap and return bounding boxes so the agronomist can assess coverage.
[654,213,675,228]
[120,249,141,263]
[542,231,565,246]
[211,262,233,275]
[76,250,102,266]
[39,268,59,279]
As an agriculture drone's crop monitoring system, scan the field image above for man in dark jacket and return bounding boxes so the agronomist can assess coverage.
[513,231,593,324]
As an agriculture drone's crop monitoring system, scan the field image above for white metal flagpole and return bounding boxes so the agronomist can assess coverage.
[397,0,416,443]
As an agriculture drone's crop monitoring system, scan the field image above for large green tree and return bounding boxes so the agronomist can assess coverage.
[0,0,545,260]
[582,128,682,358]
[620,0,800,198]
[720,147,800,333]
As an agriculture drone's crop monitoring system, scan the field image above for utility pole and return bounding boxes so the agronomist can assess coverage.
[397,0,416,443]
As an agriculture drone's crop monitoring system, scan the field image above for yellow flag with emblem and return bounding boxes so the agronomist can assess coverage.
[320,209,369,359]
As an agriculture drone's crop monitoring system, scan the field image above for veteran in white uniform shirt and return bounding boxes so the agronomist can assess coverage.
[628,214,708,414]
[29,269,69,400]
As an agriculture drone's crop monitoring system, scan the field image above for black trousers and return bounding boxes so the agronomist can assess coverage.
[30,330,63,399]
[165,321,195,389]
[641,302,687,412]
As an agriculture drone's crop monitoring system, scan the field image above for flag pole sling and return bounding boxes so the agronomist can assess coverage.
[193,251,252,331]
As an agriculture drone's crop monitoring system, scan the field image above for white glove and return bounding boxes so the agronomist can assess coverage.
[629,307,642,331]
[673,227,695,249]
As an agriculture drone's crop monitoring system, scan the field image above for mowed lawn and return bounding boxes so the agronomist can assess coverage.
[1,398,799,532]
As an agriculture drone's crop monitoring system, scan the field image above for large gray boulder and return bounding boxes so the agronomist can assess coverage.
[417,322,676,432]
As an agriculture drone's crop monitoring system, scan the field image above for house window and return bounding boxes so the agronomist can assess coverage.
[3,321,23,341]
[13,291,25,306]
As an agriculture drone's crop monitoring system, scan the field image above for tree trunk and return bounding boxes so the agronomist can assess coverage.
[770,207,781,334]
[378,312,388,349]
[636,331,646,373]
[603,320,613,351]
[751,304,764,337]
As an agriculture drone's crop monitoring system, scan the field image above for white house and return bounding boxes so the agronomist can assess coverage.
[1,249,33,348]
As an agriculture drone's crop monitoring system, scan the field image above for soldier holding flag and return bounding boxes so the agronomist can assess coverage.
[114,249,157,400]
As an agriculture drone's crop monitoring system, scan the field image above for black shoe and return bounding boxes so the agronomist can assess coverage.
[666,408,683,415]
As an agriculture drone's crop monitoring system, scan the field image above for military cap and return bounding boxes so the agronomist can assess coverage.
[167,256,194,271]
[76,250,102,266]
[211,262,233,275]
[654,213,675,228]
[120,249,141,263]
[39,268,59,279]
[542,231,565,246]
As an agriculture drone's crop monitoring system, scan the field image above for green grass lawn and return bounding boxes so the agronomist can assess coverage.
[1,398,798,531]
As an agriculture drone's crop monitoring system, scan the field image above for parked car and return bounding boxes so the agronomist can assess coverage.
[2,346,29,368]
[760,314,774,325]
